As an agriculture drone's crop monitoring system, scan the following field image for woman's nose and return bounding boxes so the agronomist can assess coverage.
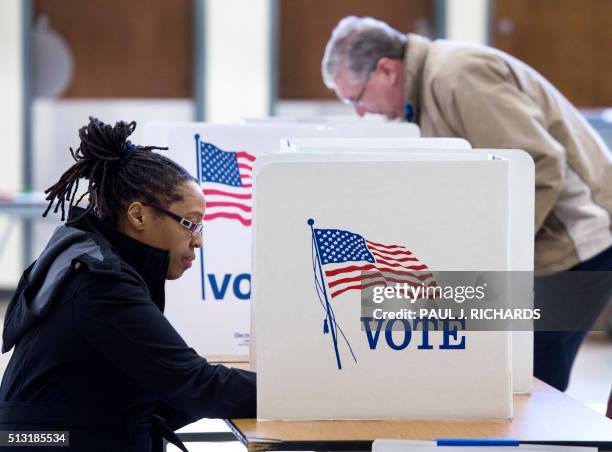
[191,232,203,248]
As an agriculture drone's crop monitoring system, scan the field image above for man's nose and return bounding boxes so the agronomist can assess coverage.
[355,105,367,117]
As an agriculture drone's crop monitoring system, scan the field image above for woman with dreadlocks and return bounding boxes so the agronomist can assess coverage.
[0,118,255,451]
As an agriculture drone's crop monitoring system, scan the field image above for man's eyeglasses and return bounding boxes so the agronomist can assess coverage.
[144,203,204,237]
[341,70,374,107]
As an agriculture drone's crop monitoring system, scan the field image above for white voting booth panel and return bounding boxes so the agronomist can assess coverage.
[161,123,421,356]
[282,137,471,152]
[478,150,534,395]
[142,121,420,149]
[328,122,419,137]
[253,153,513,420]
[417,149,534,395]
[287,141,535,394]
[141,121,204,148]
[242,115,388,124]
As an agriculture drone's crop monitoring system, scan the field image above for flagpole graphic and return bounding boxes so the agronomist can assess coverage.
[308,218,343,369]
[195,134,206,300]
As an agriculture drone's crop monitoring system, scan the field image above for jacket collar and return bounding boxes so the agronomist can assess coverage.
[68,207,169,312]
[403,33,432,124]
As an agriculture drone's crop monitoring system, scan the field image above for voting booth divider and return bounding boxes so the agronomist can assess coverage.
[240,114,389,124]
[147,122,421,357]
[281,137,472,153]
[141,120,421,148]
[283,139,535,395]
[251,152,525,420]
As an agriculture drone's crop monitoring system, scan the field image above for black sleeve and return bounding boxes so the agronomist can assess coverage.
[154,403,196,431]
[72,269,256,419]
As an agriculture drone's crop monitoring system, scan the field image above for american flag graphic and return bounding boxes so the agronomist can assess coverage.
[198,141,255,227]
[312,227,435,299]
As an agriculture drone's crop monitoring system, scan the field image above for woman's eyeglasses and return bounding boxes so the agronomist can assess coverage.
[143,203,204,237]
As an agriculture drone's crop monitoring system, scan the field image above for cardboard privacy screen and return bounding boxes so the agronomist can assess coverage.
[142,120,421,149]
[253,154,513,420]
[283,137,471,152]
[478,150,535,395]
[285,142,535,394]
[162,122,421,356]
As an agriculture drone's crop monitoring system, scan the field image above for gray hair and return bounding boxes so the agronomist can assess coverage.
[322,16,407,89]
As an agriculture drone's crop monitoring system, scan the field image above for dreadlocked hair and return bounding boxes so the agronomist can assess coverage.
[43,117,197,225]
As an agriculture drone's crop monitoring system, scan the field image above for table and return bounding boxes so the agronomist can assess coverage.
[226,378,612,451]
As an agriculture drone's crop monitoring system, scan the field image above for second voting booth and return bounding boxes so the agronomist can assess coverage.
[153,122,422,356]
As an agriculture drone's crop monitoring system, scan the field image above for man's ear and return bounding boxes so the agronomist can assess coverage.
[125,202,147,232]
[376,57,401,84]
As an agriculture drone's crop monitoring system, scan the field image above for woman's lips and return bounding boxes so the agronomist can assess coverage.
[181,256,195,269]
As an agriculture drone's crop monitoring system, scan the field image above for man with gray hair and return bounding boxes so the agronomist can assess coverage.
[322,17,408,120]
[322,16,612,393]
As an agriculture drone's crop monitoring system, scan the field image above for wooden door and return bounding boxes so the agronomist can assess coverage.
[279,0,436,99]
[33,0,193,98]
[491,0,612,107]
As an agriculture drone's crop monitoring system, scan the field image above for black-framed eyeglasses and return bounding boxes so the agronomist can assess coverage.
[341,70,374,107]
[143,203,204,237]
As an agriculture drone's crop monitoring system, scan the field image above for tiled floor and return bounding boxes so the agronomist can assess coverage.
[566,331,612,415]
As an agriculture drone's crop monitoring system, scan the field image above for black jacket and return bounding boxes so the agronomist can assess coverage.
[0,207,256,451]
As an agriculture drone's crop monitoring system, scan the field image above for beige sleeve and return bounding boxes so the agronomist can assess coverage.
[431,58,565,233]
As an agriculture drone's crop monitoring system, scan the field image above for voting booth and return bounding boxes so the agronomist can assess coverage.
[284,139,535,394]
[149,122,422,356]
[252,152,524,420]
[251,148,533,420]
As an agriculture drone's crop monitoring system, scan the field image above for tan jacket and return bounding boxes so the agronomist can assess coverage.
[404,34,612,271]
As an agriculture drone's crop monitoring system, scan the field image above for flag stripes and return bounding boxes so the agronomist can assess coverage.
[199,140,255,226]
[312,227,435,299]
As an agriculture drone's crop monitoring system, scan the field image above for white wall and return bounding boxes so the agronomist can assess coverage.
[0,1,23,191]
[203,0,274,122]
[0,0,24,287]
[31,99,194,191]
[445,0,489,44]
[30,98,195,261]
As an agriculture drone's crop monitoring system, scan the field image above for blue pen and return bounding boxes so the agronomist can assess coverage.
[436,439,520,447]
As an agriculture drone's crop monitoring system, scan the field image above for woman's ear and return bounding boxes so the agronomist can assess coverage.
[125,202,146,232]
